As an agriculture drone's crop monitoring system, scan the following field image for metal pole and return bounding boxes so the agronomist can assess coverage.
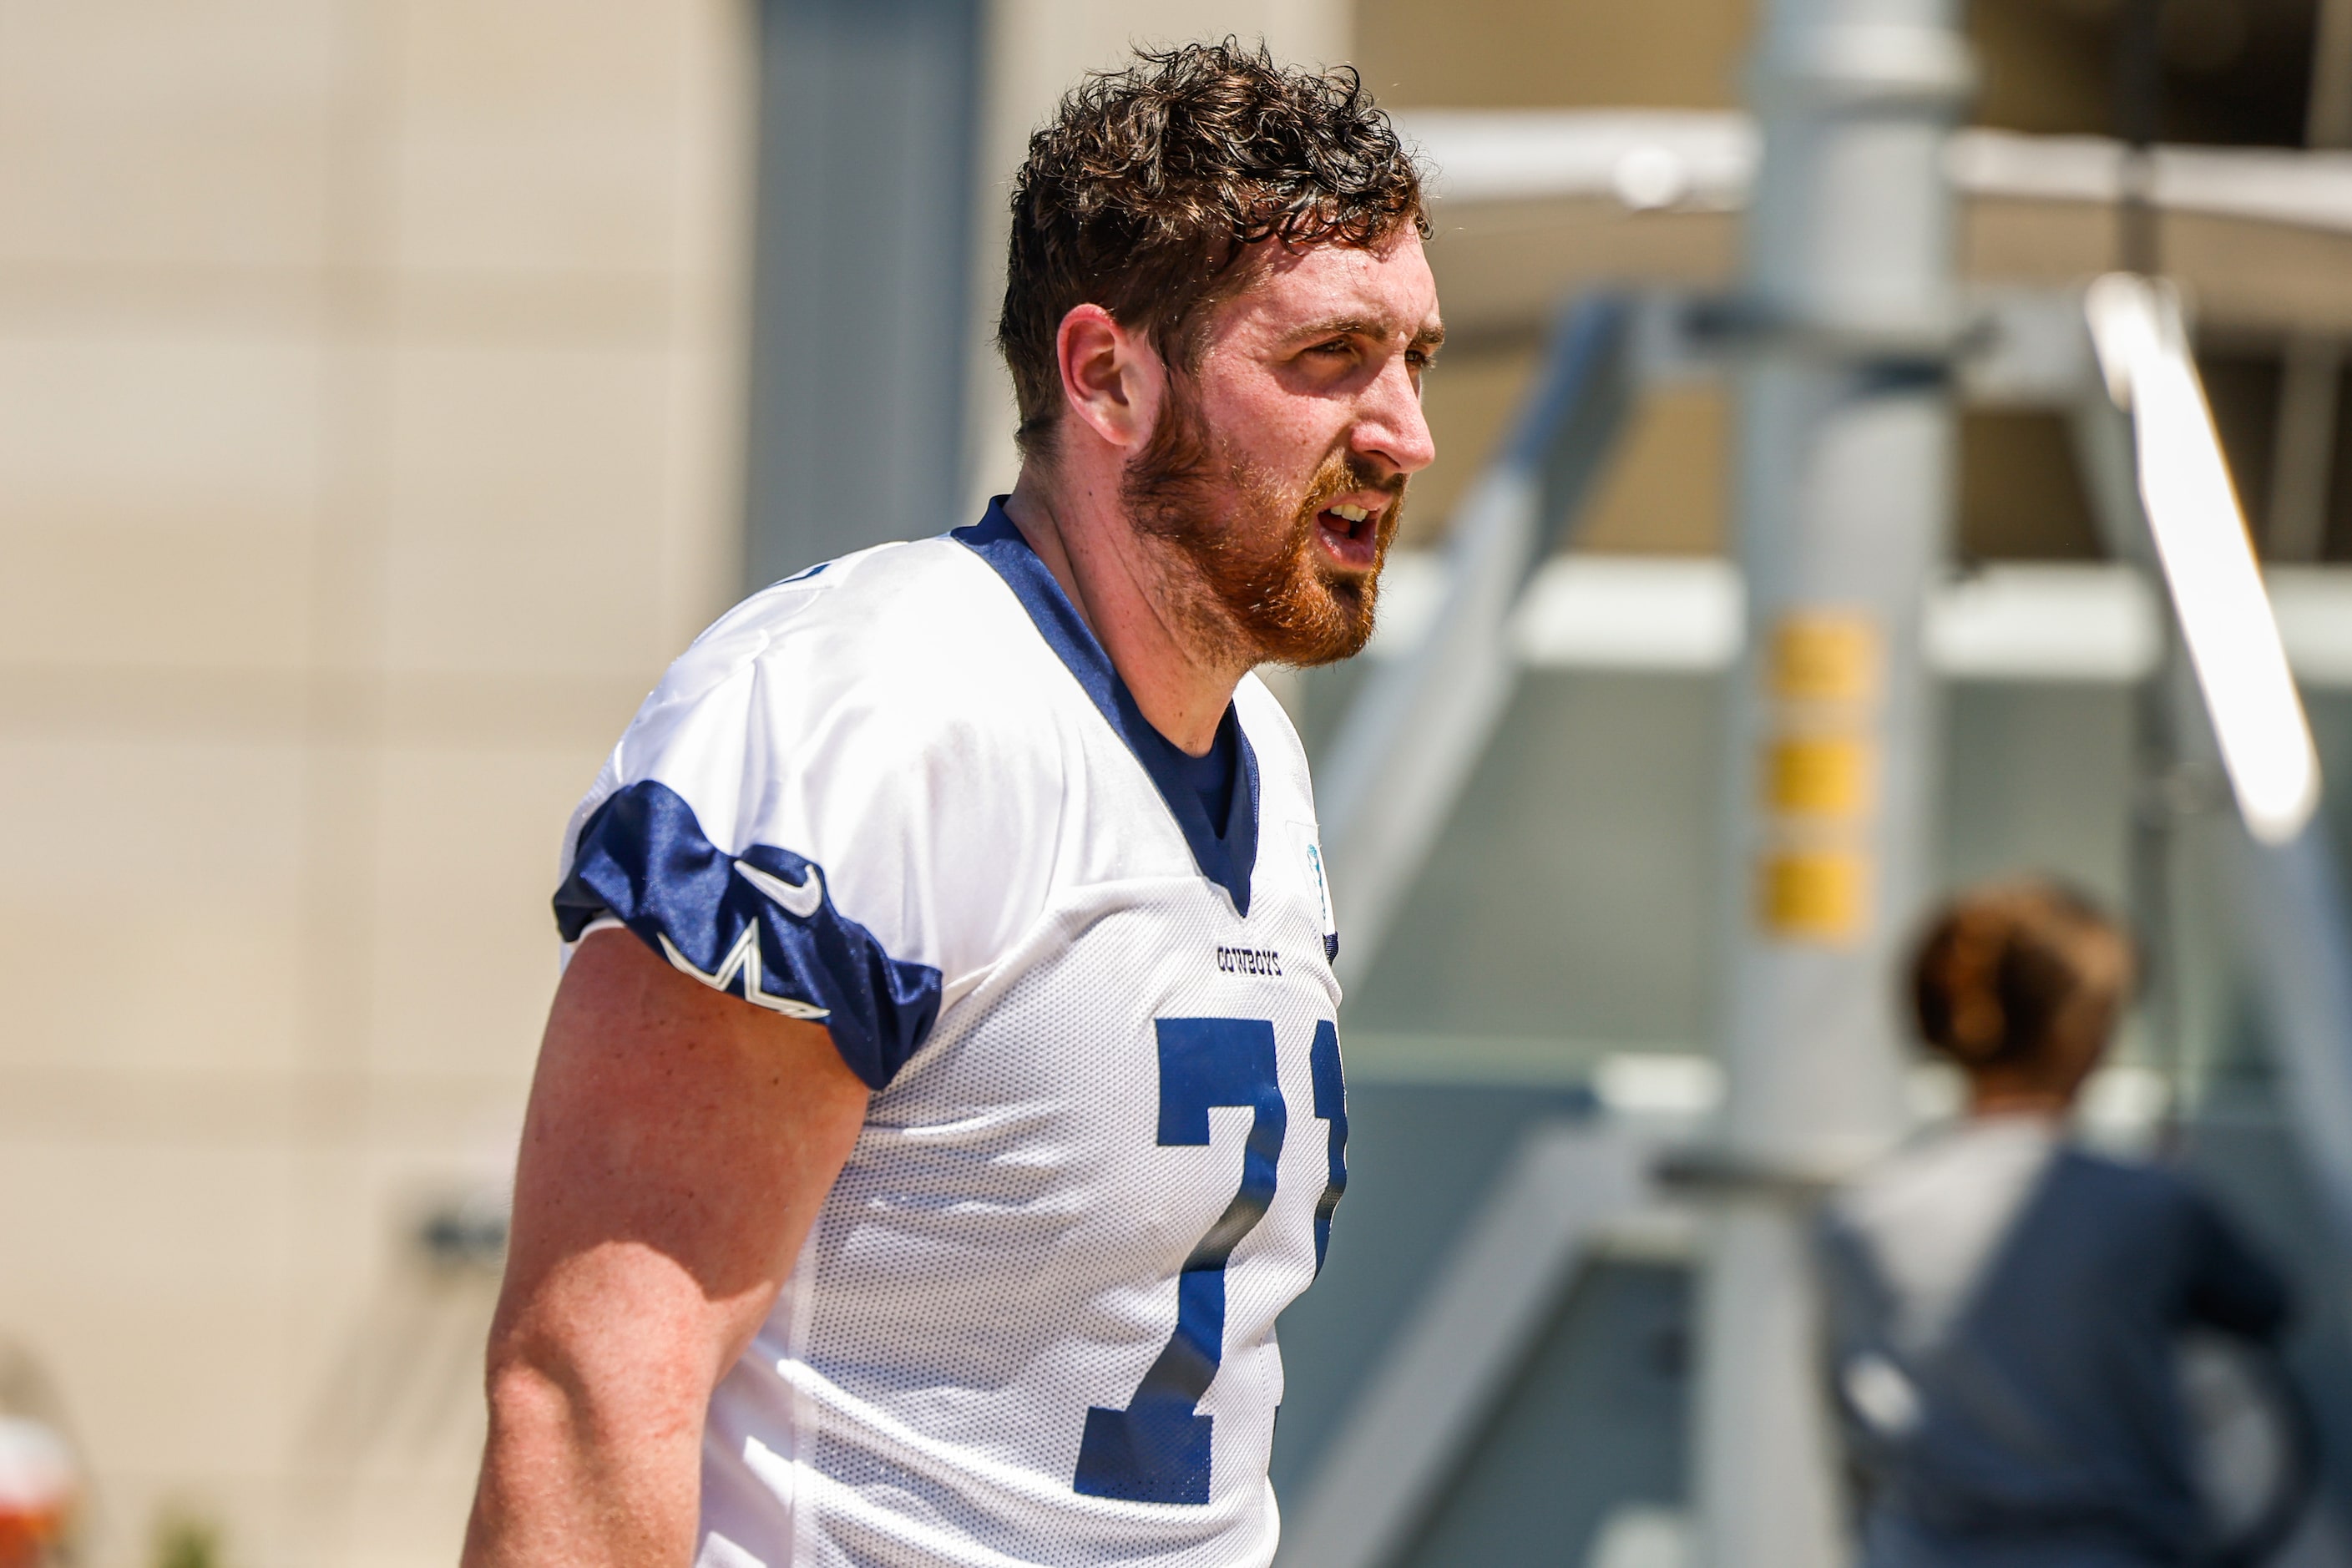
[2114,0,2164,277]
[2264,0,2352,564]
[2308,0,2352,153]
[1696,0,1971,1564]
[2266,340,2340,564]
[2108,0,2185,1118]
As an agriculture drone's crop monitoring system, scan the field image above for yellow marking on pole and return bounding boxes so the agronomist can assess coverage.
[1759,851,1868,941]
[1765,736,1874,817]
[1769,614,1879,704]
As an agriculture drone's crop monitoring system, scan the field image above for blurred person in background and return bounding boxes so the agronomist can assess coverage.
[1819,880,2300,1568]
[463,39,1440,1568]
[0,1417,73,1568]
[0,1343,78,1568]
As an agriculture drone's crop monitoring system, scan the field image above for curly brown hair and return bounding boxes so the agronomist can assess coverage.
[997,39,1428,461]
[1909,879,2133,1070]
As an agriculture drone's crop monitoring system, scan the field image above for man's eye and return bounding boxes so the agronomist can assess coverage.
[1309,340,1353,357]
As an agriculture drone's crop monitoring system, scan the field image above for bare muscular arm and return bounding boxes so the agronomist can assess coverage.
[462,928,870,1567]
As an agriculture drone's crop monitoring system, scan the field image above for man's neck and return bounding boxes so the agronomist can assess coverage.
[1001,470,1249,757]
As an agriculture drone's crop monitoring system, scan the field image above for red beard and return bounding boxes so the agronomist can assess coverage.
[1120,381,1404,668]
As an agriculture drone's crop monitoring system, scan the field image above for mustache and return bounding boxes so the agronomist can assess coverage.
[1297,453,1407,526]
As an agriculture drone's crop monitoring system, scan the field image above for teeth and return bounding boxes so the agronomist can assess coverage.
[1330,503,1370,524]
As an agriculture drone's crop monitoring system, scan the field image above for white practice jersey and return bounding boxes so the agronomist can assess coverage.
[554,503,1350,1568]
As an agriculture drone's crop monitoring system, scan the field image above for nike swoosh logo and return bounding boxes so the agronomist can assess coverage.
[734,857,823,919]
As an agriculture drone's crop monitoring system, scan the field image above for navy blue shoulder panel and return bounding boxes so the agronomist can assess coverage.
[952,500,1261,913]
[554,779,943,1090]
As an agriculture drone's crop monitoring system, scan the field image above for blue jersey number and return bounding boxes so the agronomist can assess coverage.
[1309,1019,1347,1272]
[1072,1016,1345,1506]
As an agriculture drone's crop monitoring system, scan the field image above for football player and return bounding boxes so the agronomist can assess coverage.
[463,38,1440,1568]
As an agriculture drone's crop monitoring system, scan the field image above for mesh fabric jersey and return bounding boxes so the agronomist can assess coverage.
[555,502,1350,1567]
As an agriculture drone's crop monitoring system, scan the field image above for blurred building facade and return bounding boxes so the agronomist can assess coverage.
[0,2,754,1561]
[3,0,2349,1564]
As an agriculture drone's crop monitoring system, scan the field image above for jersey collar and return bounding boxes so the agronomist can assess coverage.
[953,498,1261,916]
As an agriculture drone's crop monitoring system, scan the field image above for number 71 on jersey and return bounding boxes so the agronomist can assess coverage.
[1075,1016,1347,1505]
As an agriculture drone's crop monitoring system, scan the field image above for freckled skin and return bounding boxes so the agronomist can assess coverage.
[464,932,867,1568]
[1199,237,1444,558]
[463,230,1443,1568]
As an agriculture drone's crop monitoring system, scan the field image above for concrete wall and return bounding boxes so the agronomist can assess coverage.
[0,2,752,1561]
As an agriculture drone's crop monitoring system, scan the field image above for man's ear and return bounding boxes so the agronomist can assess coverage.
[1055,304,1165,453]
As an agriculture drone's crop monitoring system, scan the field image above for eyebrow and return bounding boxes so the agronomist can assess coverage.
[1295,314,1449,352]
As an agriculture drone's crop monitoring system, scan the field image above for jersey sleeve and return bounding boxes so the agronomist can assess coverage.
[552,592,1049,1090]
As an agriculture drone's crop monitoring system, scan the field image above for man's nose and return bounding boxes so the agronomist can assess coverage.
[1353,357,1437,478]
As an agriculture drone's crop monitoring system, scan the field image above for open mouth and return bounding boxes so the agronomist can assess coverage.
[1314,500,1383,569]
